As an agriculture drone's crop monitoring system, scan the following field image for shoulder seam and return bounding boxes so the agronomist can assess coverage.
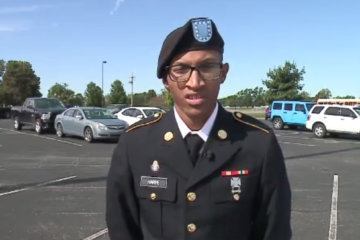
[126,112,163,132]
[233,112,270,134]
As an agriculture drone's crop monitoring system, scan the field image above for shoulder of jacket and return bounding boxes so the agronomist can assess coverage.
[232,111,271,134]
[126,112,164,132]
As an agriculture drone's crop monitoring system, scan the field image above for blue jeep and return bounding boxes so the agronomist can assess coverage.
[270,100,315,130]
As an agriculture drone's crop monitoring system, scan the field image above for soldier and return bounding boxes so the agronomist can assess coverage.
[106,17,291,240]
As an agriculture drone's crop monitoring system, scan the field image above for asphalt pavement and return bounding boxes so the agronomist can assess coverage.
[0,119,359,240]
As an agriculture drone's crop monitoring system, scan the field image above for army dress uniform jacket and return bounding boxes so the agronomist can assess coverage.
[106,106,291,240]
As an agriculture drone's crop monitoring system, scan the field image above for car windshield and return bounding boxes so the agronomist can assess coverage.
[34,99,65,109]
[306,103,315,111]
[143,109,163,117]
[353,107,360,115]
[83,109,117,119]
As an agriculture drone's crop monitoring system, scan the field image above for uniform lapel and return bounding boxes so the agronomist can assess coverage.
[186,107,246,190]
[157,109,194,180]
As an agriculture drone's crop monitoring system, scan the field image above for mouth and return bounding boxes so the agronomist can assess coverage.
[185,93,205,105]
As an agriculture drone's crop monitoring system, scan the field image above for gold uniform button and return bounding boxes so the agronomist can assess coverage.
[150,193,157,200]
[187,192,197,202]
[187,223,197,233]
[233,193,240,201]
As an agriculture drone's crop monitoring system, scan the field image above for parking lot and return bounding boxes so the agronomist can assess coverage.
[0,118,359,240]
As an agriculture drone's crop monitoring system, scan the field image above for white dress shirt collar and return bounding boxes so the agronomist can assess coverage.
[174,103,218,142]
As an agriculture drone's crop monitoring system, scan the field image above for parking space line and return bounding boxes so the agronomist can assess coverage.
[0,175,77,197]
[0,127,83,147]
[328,174,338,240]
[280,141,316,147]
[83,228,108,240]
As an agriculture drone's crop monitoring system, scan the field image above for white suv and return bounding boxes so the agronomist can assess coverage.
[306,104,360,138]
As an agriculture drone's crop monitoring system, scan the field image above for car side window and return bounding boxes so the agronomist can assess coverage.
[132,109,143,117]
[295,104,305,112]
[64,109,75,117]
[284,103,293,111]
[324,107,340,116]
[123,109,134,116]
[340,108,356,118]
[311,106,324,114]
[273,103,282,110]
[74,110,83,118]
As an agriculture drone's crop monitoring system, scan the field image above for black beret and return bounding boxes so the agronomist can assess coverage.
[157,17,224,78]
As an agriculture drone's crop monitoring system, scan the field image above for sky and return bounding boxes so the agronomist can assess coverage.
[1,0,359,99]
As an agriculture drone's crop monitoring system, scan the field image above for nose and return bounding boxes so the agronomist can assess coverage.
[185,68,204,89]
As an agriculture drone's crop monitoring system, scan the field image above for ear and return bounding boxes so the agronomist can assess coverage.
[220,63,229,83]
[162,78,169,89]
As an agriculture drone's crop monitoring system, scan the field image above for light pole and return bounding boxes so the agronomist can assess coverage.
[101,60,107,107]
[129,73,135,107]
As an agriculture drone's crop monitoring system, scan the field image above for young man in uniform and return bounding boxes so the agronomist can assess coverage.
[106,17,291,240]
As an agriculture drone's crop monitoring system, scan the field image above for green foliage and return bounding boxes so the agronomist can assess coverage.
[314,88,332,100]
[161,88,174,108]
[108,80,127,104]
[84,82,102,107]
[219,94,239,107]
[127,89,159,106]
[48,83,84,106]
[2,60,42,105]
[219,87,266,107]
[334,95,355,99]
[263,61,305,103]
[0,59,5,79]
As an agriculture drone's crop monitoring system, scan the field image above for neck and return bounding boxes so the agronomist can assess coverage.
[175,105,216,131]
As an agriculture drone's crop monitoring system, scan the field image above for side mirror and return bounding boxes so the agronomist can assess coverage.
[136,115,144,119]
[75,115,83,120]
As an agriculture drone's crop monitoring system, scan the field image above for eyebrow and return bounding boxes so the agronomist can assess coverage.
[172,57,221,65]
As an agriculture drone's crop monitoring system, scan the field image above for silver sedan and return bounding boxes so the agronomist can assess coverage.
[54,107,128,142]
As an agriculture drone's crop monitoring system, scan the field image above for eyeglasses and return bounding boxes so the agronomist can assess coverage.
[165,63,223,83]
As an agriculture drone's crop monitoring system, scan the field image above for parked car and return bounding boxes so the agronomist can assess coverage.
[54,107,128,142]
[11,97,66,134]
[0,105,11,119]
[270,100,315,130]
[306,104,360,138]
[116,107,165,125]
[106,104,128,114]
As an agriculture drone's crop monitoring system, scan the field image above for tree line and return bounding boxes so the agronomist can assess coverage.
[0,59,356,108]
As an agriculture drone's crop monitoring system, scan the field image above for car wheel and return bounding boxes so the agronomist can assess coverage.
[56,123,65,138]
[14,117,22,130]
[35,119,42,134]
[272,117,284,130]
[84,127,93,143]
[313,123,326,138]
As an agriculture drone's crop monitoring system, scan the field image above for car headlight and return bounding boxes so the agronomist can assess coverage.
[41,112,51,120]
[96,122,108,130]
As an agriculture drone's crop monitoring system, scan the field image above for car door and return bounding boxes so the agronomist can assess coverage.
[282,103,293,123]
[72,110,85,137]
[61,109,75,134]
[292,104,307,125]
[339,108,358,133]
[323,107,341,131]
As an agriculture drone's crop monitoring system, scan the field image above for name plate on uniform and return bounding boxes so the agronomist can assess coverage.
[140,176,168,189]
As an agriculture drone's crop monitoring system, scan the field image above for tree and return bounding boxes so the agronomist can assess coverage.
[314,88,332,100]
[335,95,355,99]
[2,61,42,105]
[84,82,102,106]
[68,93,85,106]
[48,83,75,104]
[263,61,305,103]
[108,80,127,104]
[161,88,174,108]
[0,60,5,79]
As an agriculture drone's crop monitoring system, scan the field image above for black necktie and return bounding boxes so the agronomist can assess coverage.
[185,133,204,165]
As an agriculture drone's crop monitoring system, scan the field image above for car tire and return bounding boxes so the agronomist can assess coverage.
[313,123,326,138]
[84,127,93,143]
[35,119,42,134]
[56,123,65,138]
[272,117,284,130]
[14,117,22,130]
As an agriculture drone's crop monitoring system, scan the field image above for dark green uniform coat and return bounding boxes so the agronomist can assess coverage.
[106,106,291,240]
